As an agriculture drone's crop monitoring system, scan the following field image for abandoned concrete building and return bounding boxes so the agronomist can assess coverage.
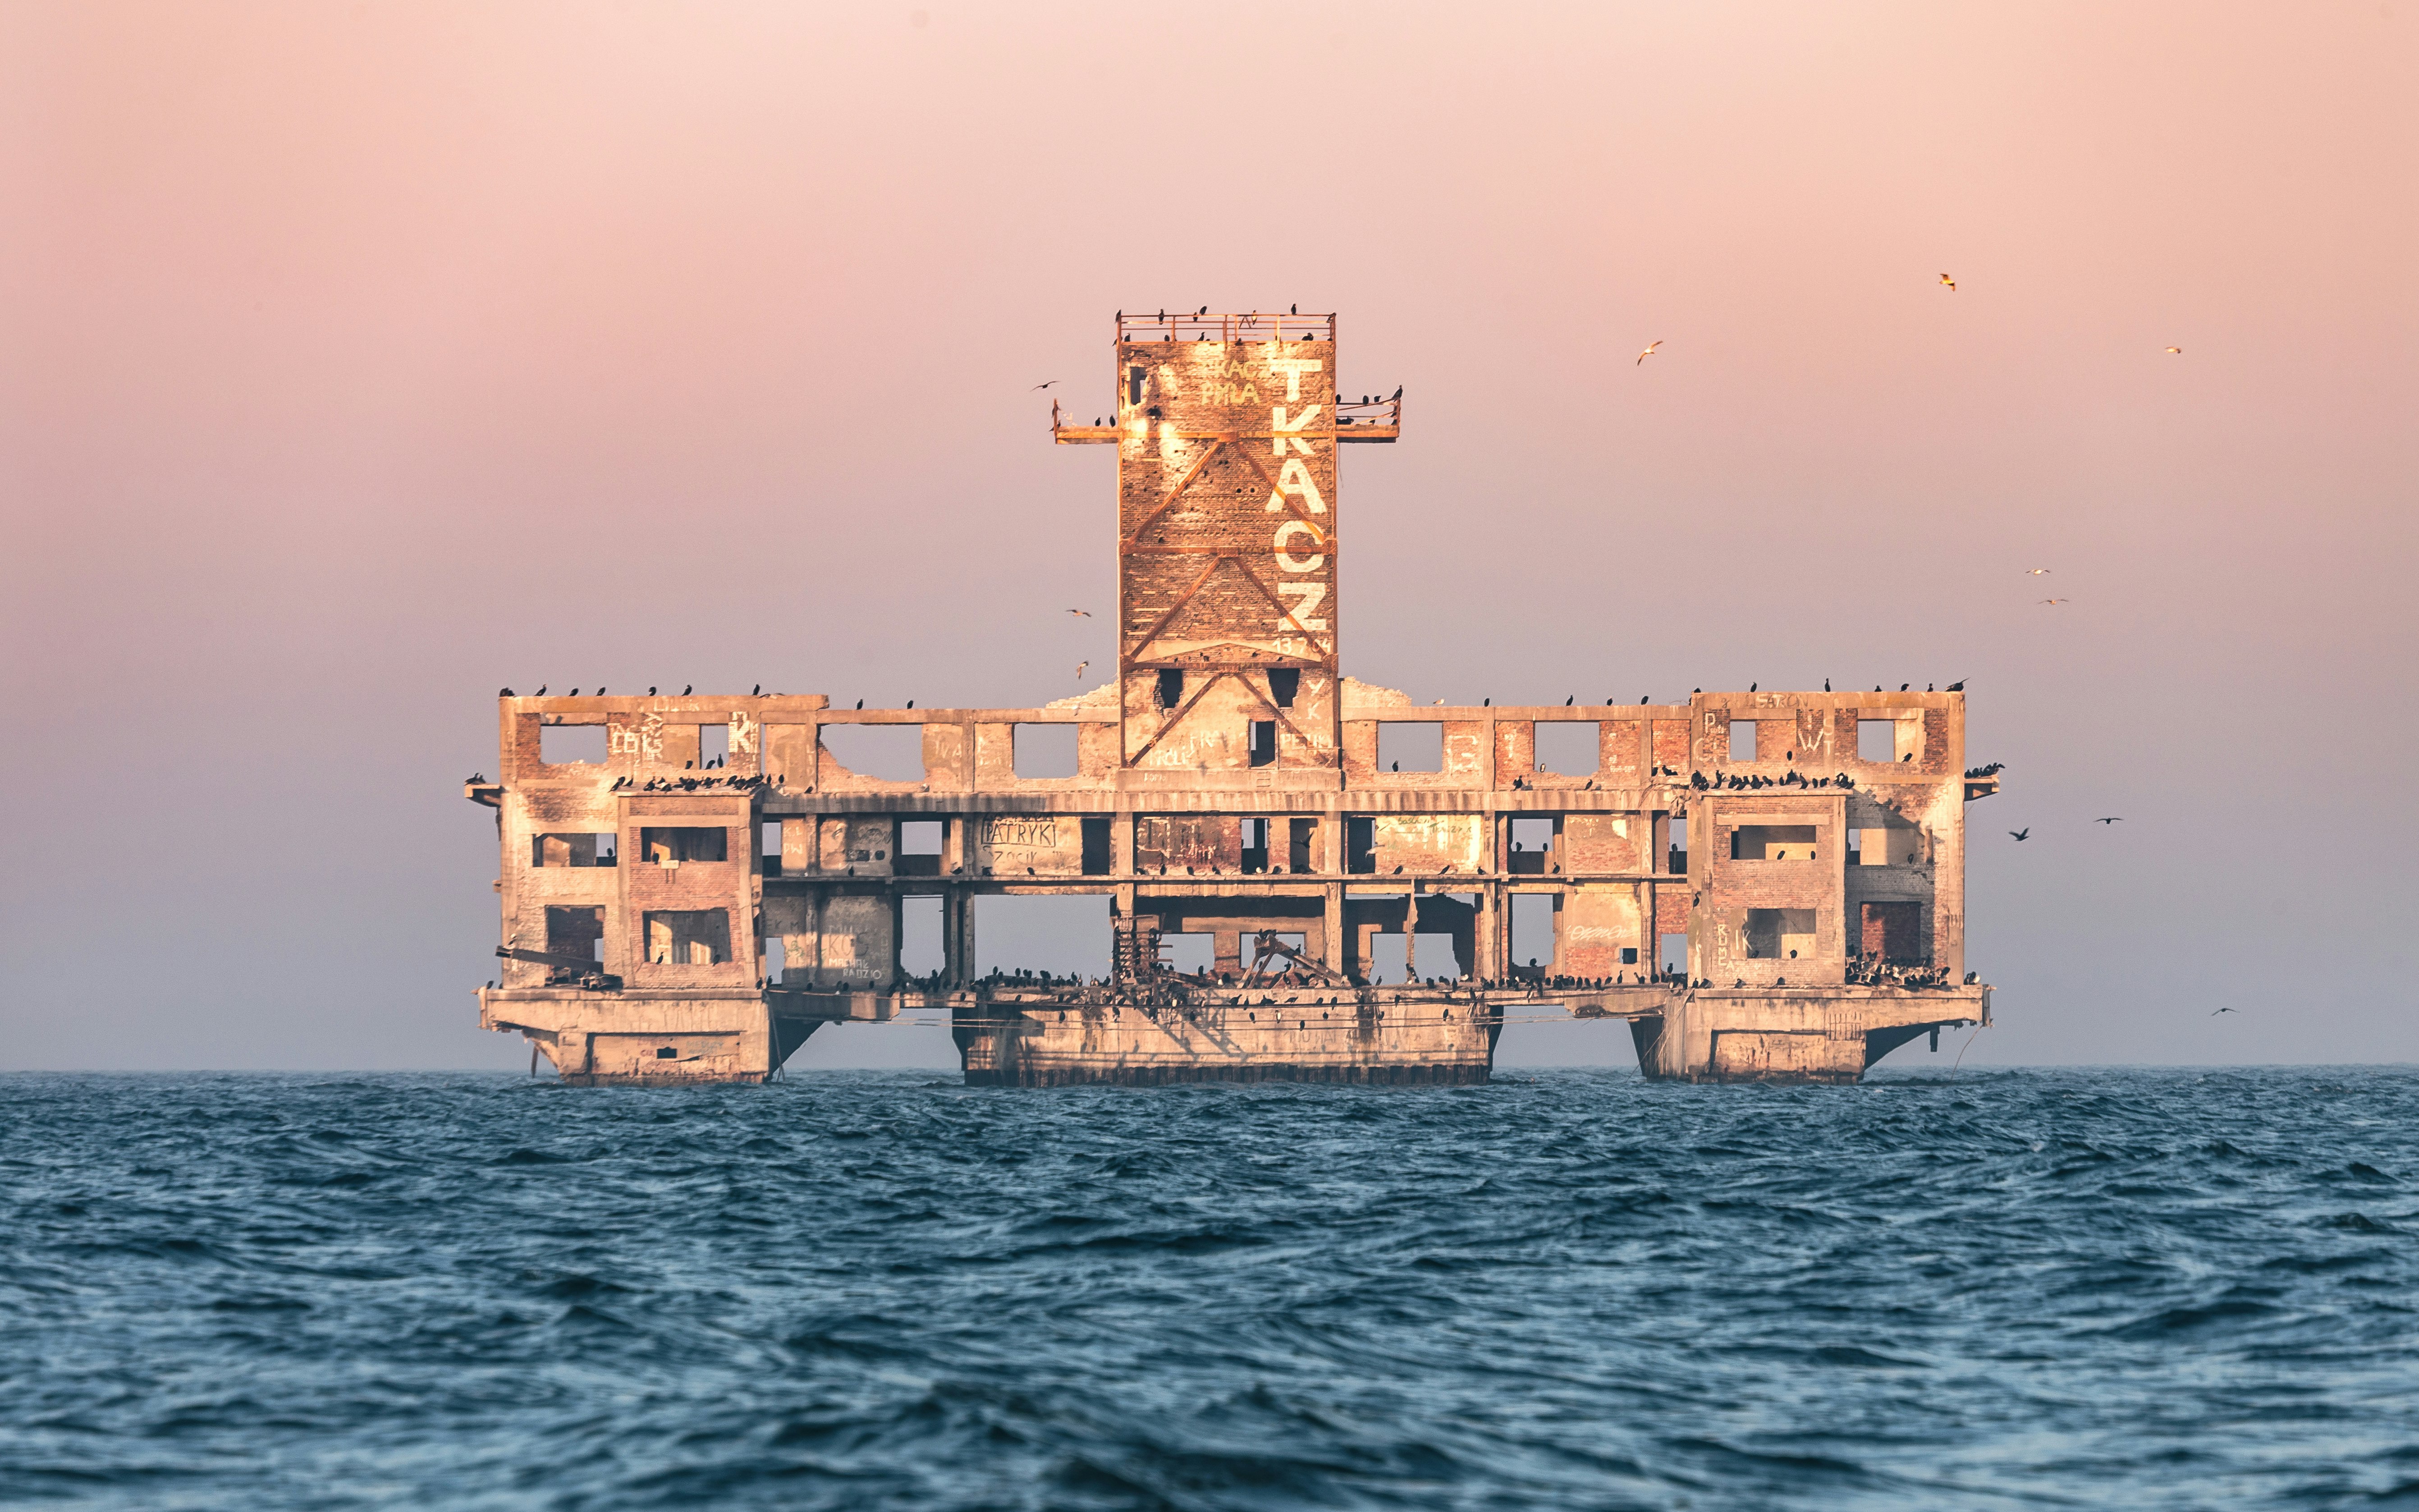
[470,310,1996,1085]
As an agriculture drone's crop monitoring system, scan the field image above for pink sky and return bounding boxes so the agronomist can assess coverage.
[3,2,2412,1069]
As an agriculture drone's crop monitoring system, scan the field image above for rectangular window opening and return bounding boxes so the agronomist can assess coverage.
[1667,814,1688,875]
[761,822,782,876]
[1013,723,1079,779]
[545,904,605,962]
[1744,907,1818,962]
[1510,893,1557,976]
[1346,816,1375,873]
[820,723,926,782]
[1728,719,1758,763]
[1127,365,1146,407]
[1287,818,1317,874]
[1249,720,1276,767]
[765,935,787,984]
[1378,722,1443,773]
[531,832,618,868]
[1081,817,1112,875]
[1860,901,1923,962]
[1268,668,1301,708]
[1620,947,1639,966]
[1240,818,1270,874]
[1857,719,1896,763]
[1659,932,1688,977]
[1158,931,1215,976]
[1411,932,1462,981]
[644,908,731,966]
[540,724,608,765]
[897,819,943,876]
[974,893,1113,981]
[1534,721,1599,775]
[1730,824,1819,861]
[699,723,731,769]
[641,826,728,864]
[1366,932,1408,985]
[1509,816,1556,874]
[1157,669,1184,710]
[900,896,945,983]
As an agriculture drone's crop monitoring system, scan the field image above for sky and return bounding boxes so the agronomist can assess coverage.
[3,1,2413,1072]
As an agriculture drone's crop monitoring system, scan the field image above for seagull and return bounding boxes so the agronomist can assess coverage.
[1075,660,1088,680]
[1031,380,1059,390]
[2008,829,2030,841]
[2026,568,2052,576]
[2211,1006,2237,1015]
[2164,346,2183,355]
[2039,598,2070,606]
[1067,608,1090,617]
[2094,816,2123,825]
[1636,340,1662,365]
[1939,273,1956,292]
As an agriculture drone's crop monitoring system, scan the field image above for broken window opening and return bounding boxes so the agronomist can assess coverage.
[1081,817,1113,875]
[1667,815,1688,875]
[1621,947,1639,966]
[1127,365,1146,407]
[764,935,787,984]
[1857,719,1896,763]
[1728,720,1758,763]
[761,822,782,876]
[1730,824,1819,861]
[1366,932,1408,985]
[819,723,926,782]
[1249,720,1277,767]
[700,723,731,768]
[1743,907,1818,961]
[539,724,608,765]
[641,826,728,865]
[1287,817,1317,874]
[1659,931,1688,976]
[531,832,617,868]
[1157,669,1184,710]
[1268,668,1301,708]
[1411,932,1462,981]
[900,895,945,981]
[1346,816,1375,874]
[1533,721,1599,775]
[1013,723,1079,779]
[1378,722,1443,773]
[897,820,943,877]
[1158,932,1215,976]
[644,908,731,966]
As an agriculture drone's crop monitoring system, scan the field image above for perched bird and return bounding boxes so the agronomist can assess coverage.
[855,698,863,709]
[906,700,914,709]
[1197,306,1208,316]
[1391,761,1400,771]
[1750,682,1757,692]
[1067,608,1090,617]
[1565,696,1575,706]
[498,687,514,696]
[535,684,547,695]
[1823,678,1830,692]
[1290,303,1298,314]
[1031,380,1059,390]
[682,685,692,695]
[569,688,579,696]
[2094,816,2123,825]
[1901,683,1910,692]
[1389,385,1402,401]
[2008,829,2030,841]
[1939,273,1956,291]
[1075,660,1089,680]
[1640,695,1649,704]
[648,686,657,696]
[753,683,762,695]
[1636,340,1662,365]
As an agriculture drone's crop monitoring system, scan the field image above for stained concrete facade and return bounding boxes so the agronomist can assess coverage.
[472,310,1994,1085]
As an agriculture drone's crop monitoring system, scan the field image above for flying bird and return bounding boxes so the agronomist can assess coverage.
[2039,598,2070,606]
[2211,1006,2237,1015]
[1067,608,1090,617]
[2008,829,2030,841]
[2026,568,2052,576]
[1636,340,1662,365]
[1031,380,1059,390]
[1075,660,1088,680]
[2164,346,2183,355]
[2094,816,2123,825]
[1946,680,1965,691]
[1939,273,1956,291]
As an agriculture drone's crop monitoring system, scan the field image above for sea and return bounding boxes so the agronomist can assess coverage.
[4,1067,2414,1510]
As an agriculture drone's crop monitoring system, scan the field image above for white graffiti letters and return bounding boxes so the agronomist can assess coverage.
[1271,403,1319,456]
[1272,519,1326,573]
[1278,581,1329,632]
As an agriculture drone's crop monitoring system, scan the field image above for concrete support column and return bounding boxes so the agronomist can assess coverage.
[1323,884,1346,976]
